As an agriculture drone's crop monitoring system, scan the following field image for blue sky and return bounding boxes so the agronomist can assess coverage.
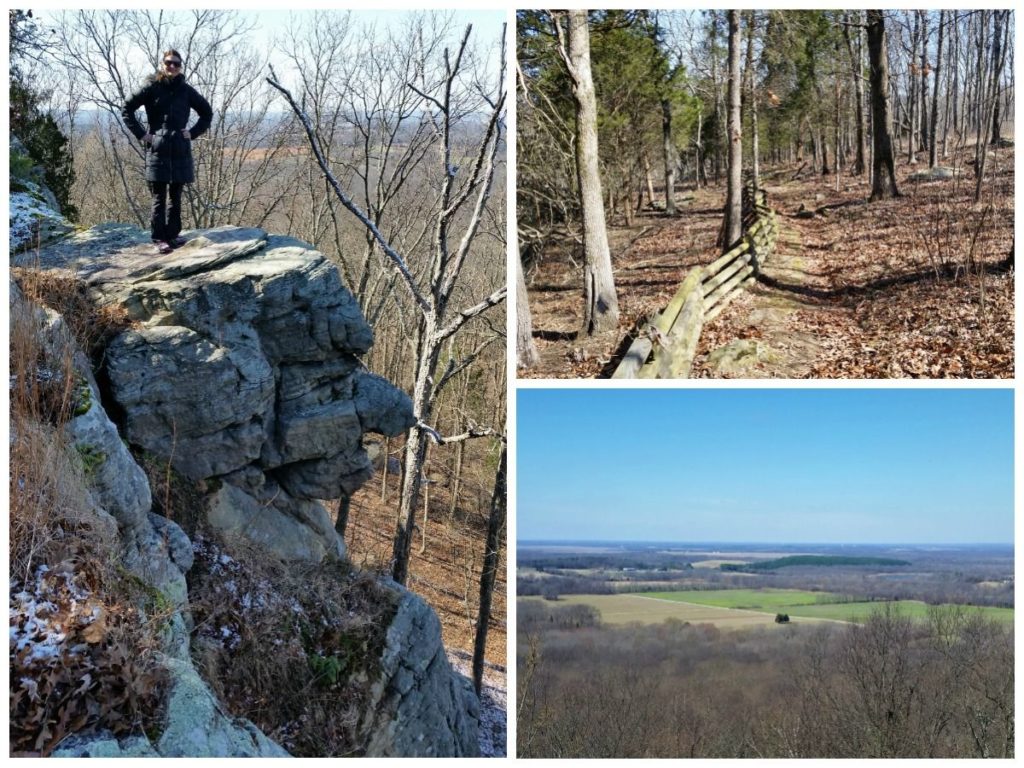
[517,389,1014,545]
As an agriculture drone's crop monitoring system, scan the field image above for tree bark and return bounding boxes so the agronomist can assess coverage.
[662,98,676,215]
[472,443,506,697]
[564,10,619,335]
[868,10,900,200]
[724,9,743,250]
[843,12,867,175]
[989,9,1006,144]
[516,252,539,368]
[745,10,760,191]
[929,10,944,168]
[919,11,930,153]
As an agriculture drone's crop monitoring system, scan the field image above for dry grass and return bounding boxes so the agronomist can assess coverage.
[9,283,166,756]
[187,532,395,756]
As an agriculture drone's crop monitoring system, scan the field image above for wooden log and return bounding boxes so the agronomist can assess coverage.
[705,275,752,324]
[702,249,752,296]
[705,240,750,277]
[613,267,704,378]
[611,331,654,379]
[704,262,754,312]
[665,284,705,378]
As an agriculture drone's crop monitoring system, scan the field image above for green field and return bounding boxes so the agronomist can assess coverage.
[643,589,1014,625]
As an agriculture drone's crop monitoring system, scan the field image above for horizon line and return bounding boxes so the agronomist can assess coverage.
[518,539,1014,547]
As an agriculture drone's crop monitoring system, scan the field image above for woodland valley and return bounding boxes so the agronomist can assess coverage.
[517,542,1014,758]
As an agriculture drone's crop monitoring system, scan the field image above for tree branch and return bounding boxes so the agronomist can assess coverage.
[266,65,432,315]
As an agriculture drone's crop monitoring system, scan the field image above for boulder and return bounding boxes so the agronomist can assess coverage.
[363,584,480,757]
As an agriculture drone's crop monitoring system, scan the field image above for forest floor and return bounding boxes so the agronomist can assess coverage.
[521,141,1014,378]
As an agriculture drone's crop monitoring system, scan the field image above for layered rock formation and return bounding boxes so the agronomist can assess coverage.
[18,224,415,563]
[14,223,480,757]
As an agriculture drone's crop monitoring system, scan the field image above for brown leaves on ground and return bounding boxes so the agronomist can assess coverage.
[521,143,1014,378]
[10,559,165,756]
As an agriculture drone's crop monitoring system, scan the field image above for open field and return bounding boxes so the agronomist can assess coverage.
[642,589,1014,625]
[521,594,839,629]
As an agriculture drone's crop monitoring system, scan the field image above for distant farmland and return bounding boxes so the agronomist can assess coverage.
[644,589,1014,624]
[523,589,1014,628]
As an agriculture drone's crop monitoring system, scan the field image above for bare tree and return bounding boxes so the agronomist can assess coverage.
[555,10,619,336]
[267,21,507,586]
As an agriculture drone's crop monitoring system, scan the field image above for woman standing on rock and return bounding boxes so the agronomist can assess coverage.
[122,49,212,255]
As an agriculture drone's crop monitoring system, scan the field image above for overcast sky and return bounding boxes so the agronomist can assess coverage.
[517,388,1014,545]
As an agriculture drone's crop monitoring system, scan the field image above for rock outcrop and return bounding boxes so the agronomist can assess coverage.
[13,222,480,757]
[17,224,416,564]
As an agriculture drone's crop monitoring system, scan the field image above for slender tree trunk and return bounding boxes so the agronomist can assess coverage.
[868,10,900,200]
[448,437,464,522]
[929,10,944,168]
[744,10,760,191]
[662,98,676,214]
[472,443,506,697]
[908,11,919,164]
[565,9,619,335]
[334,495,351,538]
[990,9,1006,144]
[844,12,867,175]
[919,11,930,153]
[642,151,655,208]
[516,253,539,367]
[724,9,743,250]
[977,10,1005,201]
[949,14,959,150]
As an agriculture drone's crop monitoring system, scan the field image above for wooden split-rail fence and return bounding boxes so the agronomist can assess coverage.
[612,183,780,379]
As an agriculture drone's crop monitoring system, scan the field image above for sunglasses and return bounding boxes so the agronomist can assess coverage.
[164,60,182,68]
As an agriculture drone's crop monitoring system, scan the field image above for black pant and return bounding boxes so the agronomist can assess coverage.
[149,181,184,242]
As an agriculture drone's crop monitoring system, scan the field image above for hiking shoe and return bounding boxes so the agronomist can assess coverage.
[169,236,188,248]
[155,240,173,254]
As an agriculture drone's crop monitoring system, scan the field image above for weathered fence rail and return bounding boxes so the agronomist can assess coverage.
[613,184,779,379]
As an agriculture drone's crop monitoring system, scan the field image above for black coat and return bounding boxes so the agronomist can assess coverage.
[122,75,213,184]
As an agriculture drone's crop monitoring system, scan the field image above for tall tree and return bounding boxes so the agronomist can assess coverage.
[842,11,867,175]
[989,9,1007,145]
[472,441,505,696]
[867,10,899,200]
[723,9,742,249]
[558,10,619,335]
[928,11,944,169]
[268,23,507,585]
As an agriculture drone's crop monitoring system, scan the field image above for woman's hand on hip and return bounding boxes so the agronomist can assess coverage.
[142,133,154,144]
[182,129,191,140]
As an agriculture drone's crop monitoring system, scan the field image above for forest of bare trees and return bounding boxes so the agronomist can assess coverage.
[519,603,1014,758]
